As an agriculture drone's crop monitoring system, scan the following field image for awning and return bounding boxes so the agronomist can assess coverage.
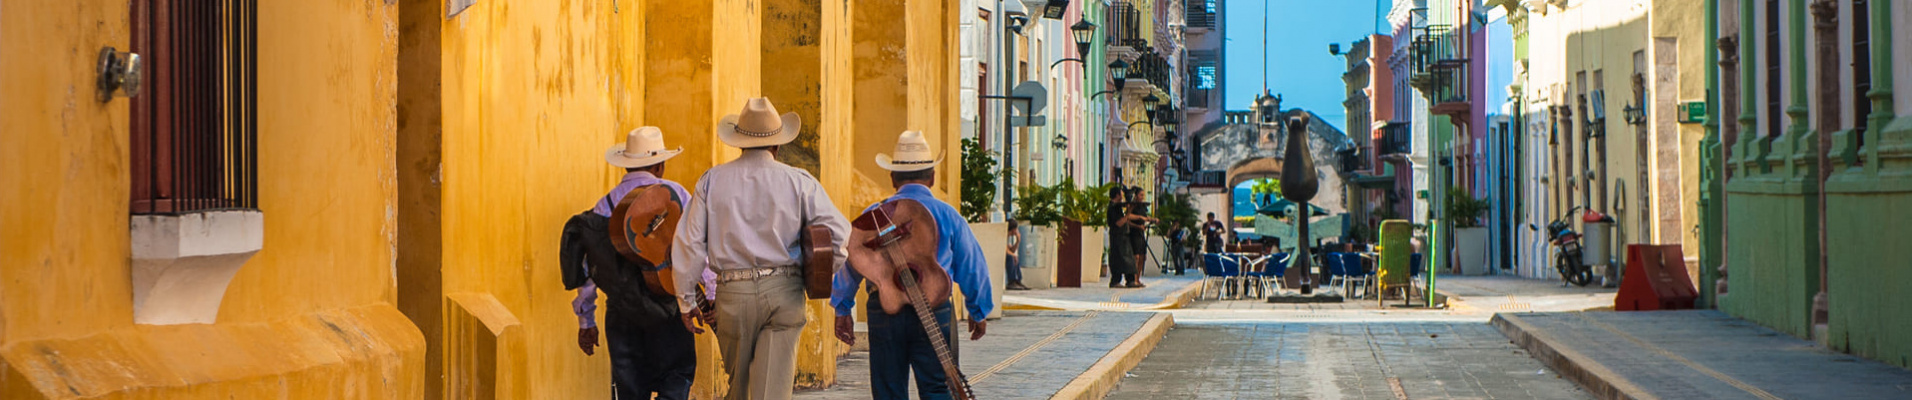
[1351,173,1395,188]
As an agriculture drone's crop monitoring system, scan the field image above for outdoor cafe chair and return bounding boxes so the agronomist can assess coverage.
[1343,252,1374,298]
[1323,252,1348,295]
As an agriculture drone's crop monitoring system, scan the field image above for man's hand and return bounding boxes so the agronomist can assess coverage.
[681,308,709,335]
[578,327,599,355]
[968,320,987,341]
[834,315,856,345]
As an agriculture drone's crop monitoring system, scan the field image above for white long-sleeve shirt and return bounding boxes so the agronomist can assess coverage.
[671,149,850,312]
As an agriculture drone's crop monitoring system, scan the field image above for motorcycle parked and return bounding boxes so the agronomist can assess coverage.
[1545,206,1595,287]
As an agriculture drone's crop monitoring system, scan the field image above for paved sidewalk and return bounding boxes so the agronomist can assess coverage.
[796,310,1163,400]
[1439,276,1616,314]
[1496,310,1912,399]
[1003,274,1204,311]
[1108,322,1591,399]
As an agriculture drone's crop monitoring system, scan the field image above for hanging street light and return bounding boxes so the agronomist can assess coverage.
[1048,20,1100,69]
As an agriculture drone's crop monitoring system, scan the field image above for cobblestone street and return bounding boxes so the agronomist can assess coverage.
[1107,322,1591,399]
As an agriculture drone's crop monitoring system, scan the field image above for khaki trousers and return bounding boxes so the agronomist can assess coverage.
[712,274,808,400]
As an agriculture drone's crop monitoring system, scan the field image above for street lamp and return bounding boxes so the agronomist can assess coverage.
[1141,93,1161,112]
[1005,1,1030,34]
[1048,20,1100,69]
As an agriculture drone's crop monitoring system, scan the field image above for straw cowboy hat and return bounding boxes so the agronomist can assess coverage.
[717,97,801,148]
[876,131,943,172]
[605,126,682,169]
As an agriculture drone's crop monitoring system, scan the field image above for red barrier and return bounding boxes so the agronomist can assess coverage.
[1616,244,1698,311]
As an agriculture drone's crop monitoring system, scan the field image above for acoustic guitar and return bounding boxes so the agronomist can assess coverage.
[609,184,684,295]
[847,199,976,400]
[800,224,836,299]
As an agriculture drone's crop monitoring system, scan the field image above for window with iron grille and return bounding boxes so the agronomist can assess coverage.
[130,0,258,215]
[1850,0,1870,150]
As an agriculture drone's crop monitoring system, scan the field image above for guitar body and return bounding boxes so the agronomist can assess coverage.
[848,199,976,400]
[610,184,684,295]
[848,200,949,315]
[800,225,836,299]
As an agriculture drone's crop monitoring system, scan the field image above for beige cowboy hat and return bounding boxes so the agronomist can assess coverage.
[717,97,801,148]
[605,126,682,168]
[876,130,944,172]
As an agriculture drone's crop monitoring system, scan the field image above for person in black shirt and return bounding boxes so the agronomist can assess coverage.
[1106,189,1133,288]
[1121,187,1157,288]
[1202,212,1225,254]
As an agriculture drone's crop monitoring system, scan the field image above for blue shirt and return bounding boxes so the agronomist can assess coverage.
[830,184,994,318]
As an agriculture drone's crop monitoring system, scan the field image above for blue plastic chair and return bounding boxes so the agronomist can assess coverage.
[1341,253,1371,298]
[1217,255,1243,299]
[1264,253,1290,291]
[1323,252,1347,294]
[1239,253,1269,298]
[1199,253,1226,300]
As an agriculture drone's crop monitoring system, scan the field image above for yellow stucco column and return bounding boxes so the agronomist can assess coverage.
[761,0,845,388]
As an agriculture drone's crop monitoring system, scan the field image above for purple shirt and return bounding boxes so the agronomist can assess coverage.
[574,171,715,329]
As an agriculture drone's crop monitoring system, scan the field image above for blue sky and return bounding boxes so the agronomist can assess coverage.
[1223,0,1388,132]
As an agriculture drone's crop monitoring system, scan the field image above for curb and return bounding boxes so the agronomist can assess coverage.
[1050,313,1175,400]
[1139,279,1204,310]
[1003,279,1205,311]
[1491,313,1651,400]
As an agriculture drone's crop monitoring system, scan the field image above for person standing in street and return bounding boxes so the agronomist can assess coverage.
[1124,187,1157,288]
[1106,189,1134,288]
[832,131,993,400]
[1203,212,1226,254]
[672,98,850,400]
[1006,220,1029,290]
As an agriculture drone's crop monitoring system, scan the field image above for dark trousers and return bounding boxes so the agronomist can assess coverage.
[606,305,696,400]
[866,301,958,400]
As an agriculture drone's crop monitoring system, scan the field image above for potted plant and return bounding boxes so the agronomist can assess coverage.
[959,138,1007,318]
[1012,182,1064,288]
[1056,178,1116,286]
[1446,187,1491,275]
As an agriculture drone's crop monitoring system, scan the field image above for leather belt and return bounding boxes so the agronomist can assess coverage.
[715,265,800,283]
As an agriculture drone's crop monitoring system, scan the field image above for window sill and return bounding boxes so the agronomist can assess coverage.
[130,209,263,325]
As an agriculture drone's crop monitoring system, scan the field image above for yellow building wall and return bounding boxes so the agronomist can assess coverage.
[427,0,961,398]
[1,0,422,399]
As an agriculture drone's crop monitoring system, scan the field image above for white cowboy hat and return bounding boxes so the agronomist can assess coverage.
[605,126,682,168]
[876,130,944,172]
[717,97,801,148]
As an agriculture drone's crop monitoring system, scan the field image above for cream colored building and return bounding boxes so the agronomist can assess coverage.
[1519,0,1708,275]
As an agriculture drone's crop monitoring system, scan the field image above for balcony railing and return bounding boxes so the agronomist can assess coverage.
[1132,49,1173,93]
[1380,123,1412,156]
[1107,1,1146,48]
[1411,24,1469,116]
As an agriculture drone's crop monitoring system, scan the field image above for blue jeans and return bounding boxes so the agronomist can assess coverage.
[1006,254,1023,282]
[866,300,958,400]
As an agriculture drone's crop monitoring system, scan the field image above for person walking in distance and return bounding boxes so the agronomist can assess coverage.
[672,98,850,400]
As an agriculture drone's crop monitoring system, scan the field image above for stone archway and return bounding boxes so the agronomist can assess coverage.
[1224,157,1283,221]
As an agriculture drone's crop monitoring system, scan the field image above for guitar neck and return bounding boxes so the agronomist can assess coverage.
[896,267,976,400]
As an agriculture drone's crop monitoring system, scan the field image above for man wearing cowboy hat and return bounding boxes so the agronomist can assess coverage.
[564,126,715,399]
[829,131,992,400]
[671,98,850,400]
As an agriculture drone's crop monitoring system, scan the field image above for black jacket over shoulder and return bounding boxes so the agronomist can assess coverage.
[559,210,681,326]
